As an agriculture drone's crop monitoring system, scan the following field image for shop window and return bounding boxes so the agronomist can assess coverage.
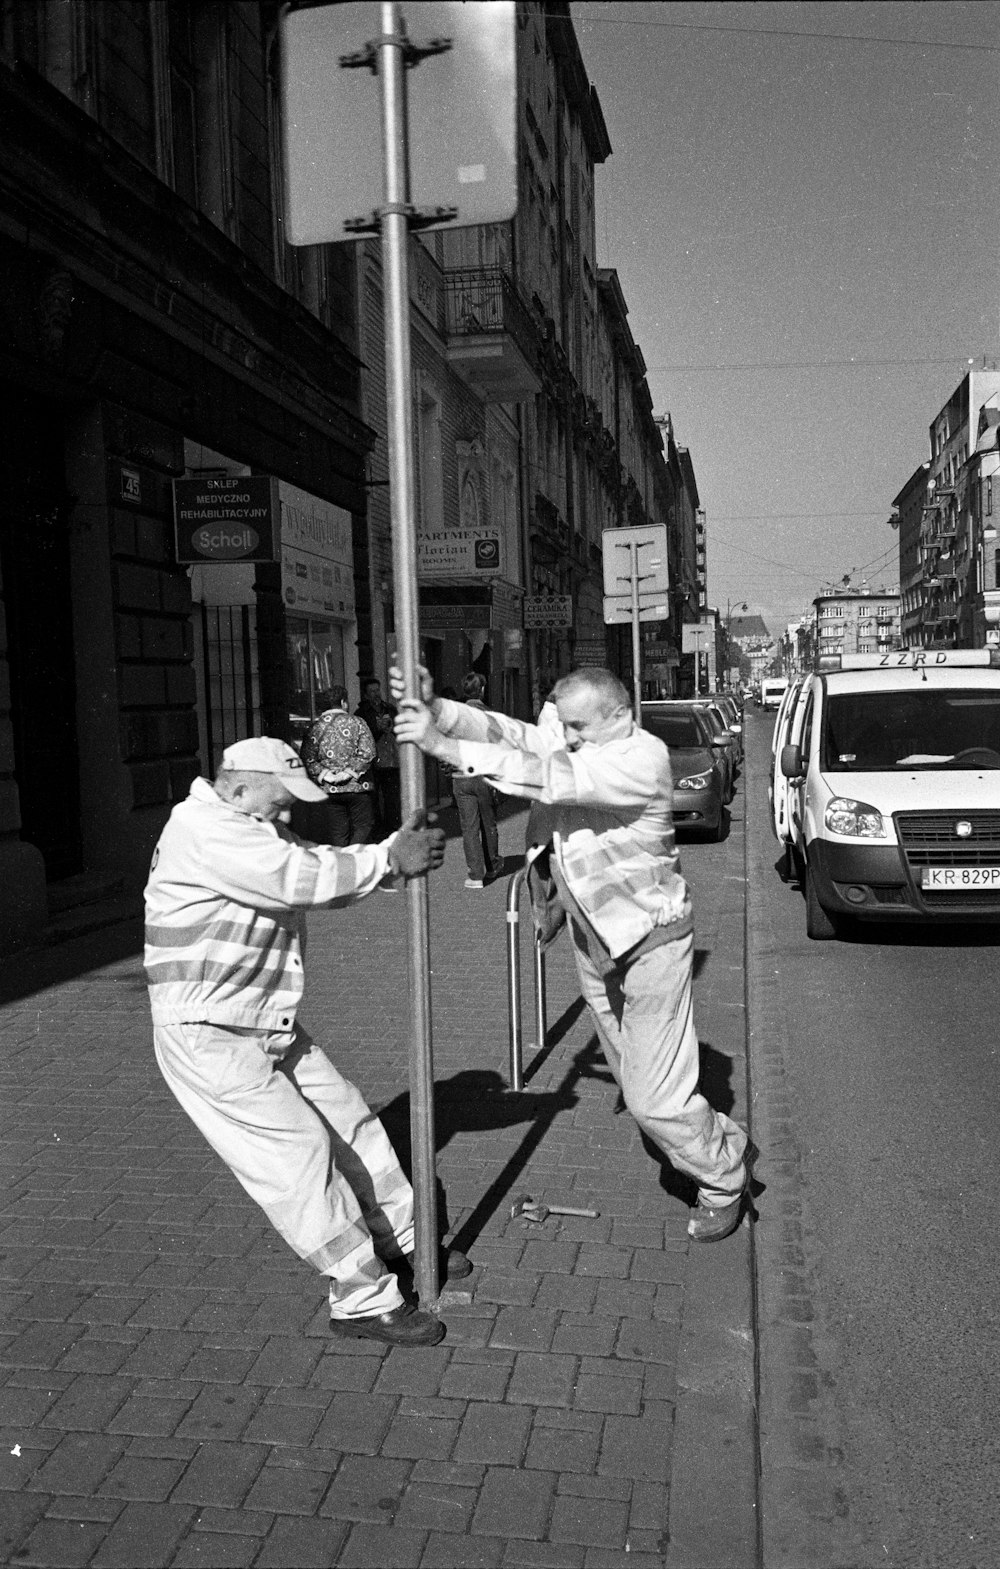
[286,617,346,745]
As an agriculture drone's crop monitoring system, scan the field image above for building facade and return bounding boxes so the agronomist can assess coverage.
[891,369,1000,651]
[0,0,373,946]
[0,0,709,949]
[891,462,929,649]
[813,589,901,659]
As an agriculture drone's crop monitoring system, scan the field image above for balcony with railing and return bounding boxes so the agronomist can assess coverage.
[443,267,542,403]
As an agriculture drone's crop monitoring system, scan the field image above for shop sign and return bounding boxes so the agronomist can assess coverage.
[420,604,492,630]
[174,475,278,563]
[279,481,355,620]
[572,638,609,668]
[490,580,524,629]
[417,526,502,579]
[524,595,573,629]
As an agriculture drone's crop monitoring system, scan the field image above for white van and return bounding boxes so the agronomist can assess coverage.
[760,676,789,710]
[779,650,1000,938]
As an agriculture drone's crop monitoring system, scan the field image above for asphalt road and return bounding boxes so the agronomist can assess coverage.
[745,703,1000,1568]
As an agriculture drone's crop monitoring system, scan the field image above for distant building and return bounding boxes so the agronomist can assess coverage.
[890,368,1000,650]
[813,589,901,658]
[892,463,930,649]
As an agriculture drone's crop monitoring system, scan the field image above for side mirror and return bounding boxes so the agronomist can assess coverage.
[729,722,742,734]
[780,743,804,779]
[712,734,730,747]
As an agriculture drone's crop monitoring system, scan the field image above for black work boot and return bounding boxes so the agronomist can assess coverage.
[329,1301,445,1347]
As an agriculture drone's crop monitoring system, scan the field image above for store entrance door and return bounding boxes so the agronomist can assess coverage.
[0,393,82,880]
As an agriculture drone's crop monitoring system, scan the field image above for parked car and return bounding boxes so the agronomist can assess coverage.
[641,703,727,839]
[778,649,1000,938]
[646,699,736,803]
[712,692,744,765]
[694,699,741,791]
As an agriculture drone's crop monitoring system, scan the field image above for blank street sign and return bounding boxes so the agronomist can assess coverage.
[603,596,670,625]
[281,2,517,244]
[601,524,669,596]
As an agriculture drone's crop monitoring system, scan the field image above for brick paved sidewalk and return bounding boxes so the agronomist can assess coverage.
[0,796,757,1568]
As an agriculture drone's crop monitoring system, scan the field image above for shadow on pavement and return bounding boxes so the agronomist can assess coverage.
[0,917,144,1007]
[378,1026,616,1248]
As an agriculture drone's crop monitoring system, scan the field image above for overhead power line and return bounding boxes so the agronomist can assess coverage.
[647,356,996,373]
[710,511,887,521]
[573,7,1000,54]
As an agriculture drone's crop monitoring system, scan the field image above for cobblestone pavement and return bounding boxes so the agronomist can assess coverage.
[0,793,757,1568]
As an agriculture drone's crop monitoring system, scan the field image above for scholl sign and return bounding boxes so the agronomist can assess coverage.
[173,475,279,564]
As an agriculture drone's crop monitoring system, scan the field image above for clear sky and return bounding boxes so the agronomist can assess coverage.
[572,0,1000,638]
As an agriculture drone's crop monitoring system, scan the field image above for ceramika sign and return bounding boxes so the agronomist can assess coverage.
[173,475,279,563]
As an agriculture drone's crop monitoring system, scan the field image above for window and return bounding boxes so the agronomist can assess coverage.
[158,1,234,232]
[415,384,444,530]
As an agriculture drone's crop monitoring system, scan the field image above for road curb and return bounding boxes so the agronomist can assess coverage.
[745,725,871,1569]
[667,790,760,1569]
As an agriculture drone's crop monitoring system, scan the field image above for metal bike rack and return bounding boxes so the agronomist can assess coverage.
[506,868,548,1091]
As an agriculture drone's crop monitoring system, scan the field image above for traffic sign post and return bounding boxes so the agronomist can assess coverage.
[602,525,669,725]
[279,0,517,1311]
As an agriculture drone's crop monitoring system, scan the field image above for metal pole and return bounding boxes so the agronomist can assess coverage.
[506,869,525,1091]
[533,929,547,1055]
[377,1,439,1307]
[630,539,643,726]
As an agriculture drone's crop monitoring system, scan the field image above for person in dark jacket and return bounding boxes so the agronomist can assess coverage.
[451,673,501,888]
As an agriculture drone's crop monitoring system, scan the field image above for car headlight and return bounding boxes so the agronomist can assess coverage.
[676,770,714,791]
[824,797,886,838]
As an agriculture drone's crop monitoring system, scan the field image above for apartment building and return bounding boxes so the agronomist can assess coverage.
[813,589,901,658]
[892,462,929,649]
[890,369,1000,650]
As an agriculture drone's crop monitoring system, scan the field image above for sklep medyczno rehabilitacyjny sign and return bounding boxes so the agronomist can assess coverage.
[173,476,279,563]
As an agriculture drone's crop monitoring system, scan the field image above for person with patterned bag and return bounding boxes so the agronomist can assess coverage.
[299,687,377,845]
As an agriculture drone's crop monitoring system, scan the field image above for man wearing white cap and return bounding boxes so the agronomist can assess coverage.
[144,736,463,1347]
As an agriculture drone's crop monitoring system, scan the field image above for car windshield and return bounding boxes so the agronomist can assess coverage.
[642,711,706,748]
[822,689,1000,770]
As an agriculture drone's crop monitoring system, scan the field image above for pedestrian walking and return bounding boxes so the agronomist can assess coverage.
[373,710,402,834]
[356,676,399,836]
[451,672,502,889]
[143,736,468,1346]
[298,687,376,845]
[395,668,753,1241]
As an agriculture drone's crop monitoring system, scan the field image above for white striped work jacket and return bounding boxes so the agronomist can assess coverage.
[436,699,692,959]
[144,777,391,1029]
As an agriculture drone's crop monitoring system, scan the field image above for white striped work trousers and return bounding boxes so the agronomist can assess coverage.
[573,931,748,1208]
[154,1021,414,1319]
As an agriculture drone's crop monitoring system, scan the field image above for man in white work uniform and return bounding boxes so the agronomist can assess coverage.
[395,670,752,1242]
[144,736,467,1347]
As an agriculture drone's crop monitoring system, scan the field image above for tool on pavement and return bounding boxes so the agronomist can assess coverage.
[511,1194,600,1223]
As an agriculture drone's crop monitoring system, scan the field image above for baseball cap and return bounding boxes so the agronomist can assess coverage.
[219,737,327,802]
